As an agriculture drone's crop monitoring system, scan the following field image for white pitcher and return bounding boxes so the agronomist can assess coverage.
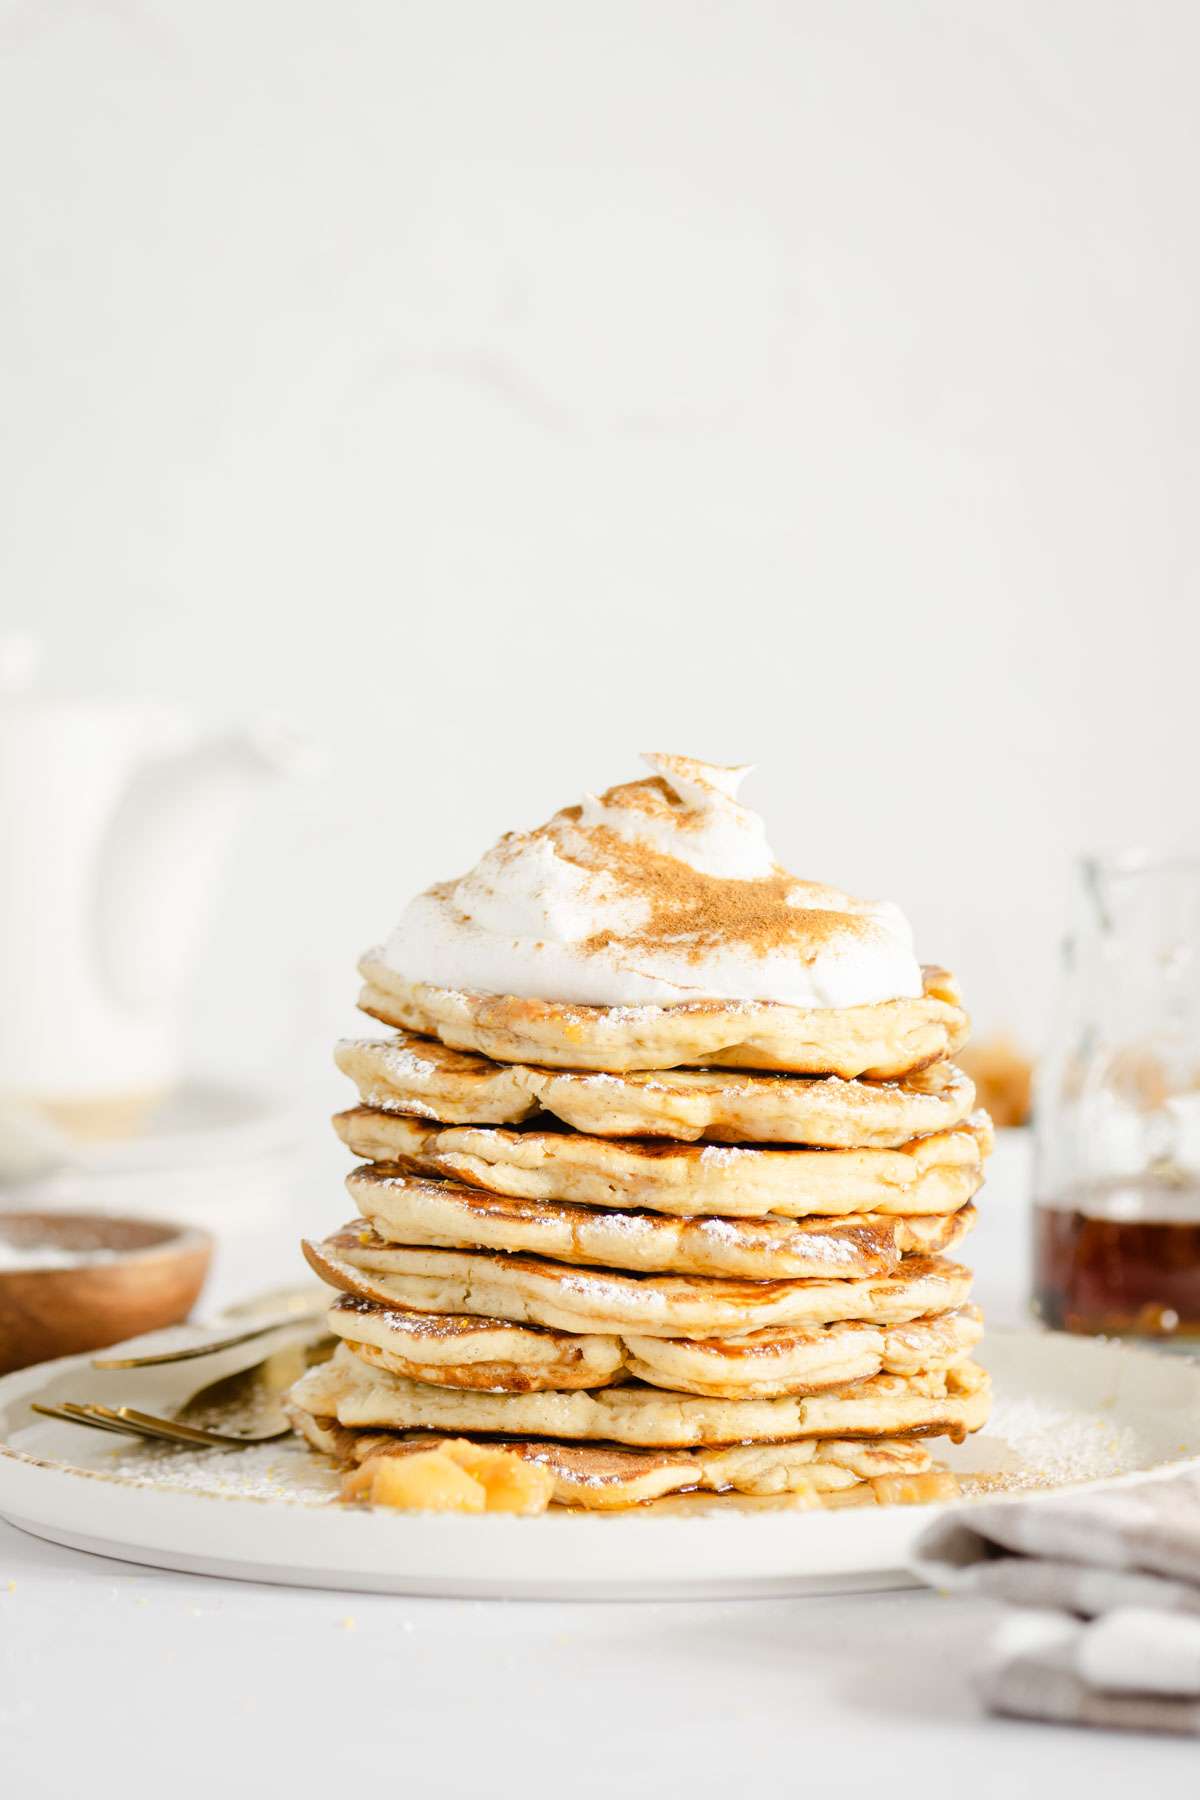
[0,649,307,1137]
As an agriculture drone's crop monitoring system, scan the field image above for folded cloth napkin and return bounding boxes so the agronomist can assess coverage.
[913,1468,1200,1734]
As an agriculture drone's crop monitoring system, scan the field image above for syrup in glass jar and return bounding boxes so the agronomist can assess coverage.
[1033,856,1200,1343]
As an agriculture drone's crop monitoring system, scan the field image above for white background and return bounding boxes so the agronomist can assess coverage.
[3,1,1198,1111]
[4,16,1200,1777]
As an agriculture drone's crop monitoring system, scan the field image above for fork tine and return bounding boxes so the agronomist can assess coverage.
[59,1401,144,1435]
[31,1402,165,1444]
[68,1403,188,1445]
[31,1399,292,1449]
[114,1406,292,1448]
[30,1402,134,1438]
[84,1403,199,1445]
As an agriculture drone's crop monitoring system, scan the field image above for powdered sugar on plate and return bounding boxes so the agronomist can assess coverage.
[98,1436,342,1506]
[953,1388,1149,1493]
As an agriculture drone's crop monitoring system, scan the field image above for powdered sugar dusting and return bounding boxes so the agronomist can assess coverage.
[950,1386,1150,1493]
[97,1437,341,1506]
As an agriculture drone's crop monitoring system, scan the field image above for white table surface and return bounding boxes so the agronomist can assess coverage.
[2,1131,1197,1796]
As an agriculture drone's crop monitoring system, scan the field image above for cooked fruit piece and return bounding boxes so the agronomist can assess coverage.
[343,1438,555,1515]
[869,1469,960,1506]
[366,1448,486,1513]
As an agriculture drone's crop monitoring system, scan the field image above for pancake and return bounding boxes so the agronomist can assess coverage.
[286,1374,943,1508]
[624,1305,983,1398]
[333,1110,993,1220]
[357,951,969,1081]
[326,1294,625,1392]
[327,1292,983,1398]
[305,1229,977,1338]
[346,1165,977,1281]
[305,1341,991,1446]
[336,1033,535,1127]
[335,1033,976,1148]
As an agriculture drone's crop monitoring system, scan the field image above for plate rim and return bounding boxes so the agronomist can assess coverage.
[4,1321,1200,1509]
[3,1324,1200,1598]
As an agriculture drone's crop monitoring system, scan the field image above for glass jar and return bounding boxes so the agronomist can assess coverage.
[1033,854,1200,1341]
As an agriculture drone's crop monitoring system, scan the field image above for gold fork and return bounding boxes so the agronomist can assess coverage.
[30,1400,291,1448]
[32,1335,333,1449]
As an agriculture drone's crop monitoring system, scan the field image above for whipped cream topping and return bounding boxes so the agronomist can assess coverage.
[379,754,924,1008]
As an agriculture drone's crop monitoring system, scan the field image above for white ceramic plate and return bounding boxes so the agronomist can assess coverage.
[1,1326,1198,1600]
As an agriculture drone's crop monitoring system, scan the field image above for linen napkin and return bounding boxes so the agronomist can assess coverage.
[913,1468,1200,1734]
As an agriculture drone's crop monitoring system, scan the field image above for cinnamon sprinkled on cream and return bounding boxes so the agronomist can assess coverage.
[551,822,877,966]
[378,754,924,1008]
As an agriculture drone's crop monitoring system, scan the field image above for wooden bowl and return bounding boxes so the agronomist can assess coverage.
[0,1212,213,1374]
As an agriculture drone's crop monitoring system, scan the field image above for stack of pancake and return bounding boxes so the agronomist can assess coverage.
[287,948,992,1511]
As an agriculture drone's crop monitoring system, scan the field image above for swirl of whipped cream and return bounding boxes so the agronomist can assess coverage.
[379,753,923,1007]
